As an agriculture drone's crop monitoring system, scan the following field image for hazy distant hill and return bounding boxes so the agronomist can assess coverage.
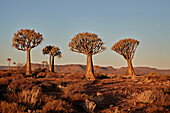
[1,64,170,75]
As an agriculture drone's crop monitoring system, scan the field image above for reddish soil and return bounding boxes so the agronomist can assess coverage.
[0,69,169,113]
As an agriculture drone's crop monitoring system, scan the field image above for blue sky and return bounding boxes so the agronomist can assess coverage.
[0,0,170,69]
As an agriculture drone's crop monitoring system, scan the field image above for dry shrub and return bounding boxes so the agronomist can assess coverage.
[37,72,46,78]
[94,93,120,109]
[149,71,158,76]
[0,101,26,113]
[32,68,44,76]
[46,72,58,78]
[15,64,26,74]
[144,74,170,82]
[11,73,24,80]
[6,86,18,102]
[0,77,9,85]
[39,82,59,93]
[41,94,56,104]
[42,99,73,113]
[62,82,86,99]
[63,73,83,80]
[70,93,92,101]
[136,90,170,105]
[9,78,38,91]
[145,105,166,113]
[106,74,117,78]
[0,71,12,77]
[18,89,42,109]
[95,72,109,79]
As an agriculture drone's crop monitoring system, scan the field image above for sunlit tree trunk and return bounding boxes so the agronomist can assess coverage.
[51,56,54,72]
[26,50,31,75]
[85,54,95,80]
[127,60,135,75]
[49,55,52,71]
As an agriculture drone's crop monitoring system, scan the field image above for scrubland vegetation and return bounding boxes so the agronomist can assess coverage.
[0,29,168,112]
[0,67,169,113]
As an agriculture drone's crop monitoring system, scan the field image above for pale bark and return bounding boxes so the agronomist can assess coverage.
[51,56,54,72]
[26,50,31,75]
[49,55,52,71]
[127,60,135,75]
[85,54,95,80]
[8,61,10,70]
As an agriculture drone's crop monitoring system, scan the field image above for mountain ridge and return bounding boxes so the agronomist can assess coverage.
[1,64,170,75]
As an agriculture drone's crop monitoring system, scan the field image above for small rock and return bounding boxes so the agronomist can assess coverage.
[83,99,96,113]
[97,92,102,96]
[134,102,137,106]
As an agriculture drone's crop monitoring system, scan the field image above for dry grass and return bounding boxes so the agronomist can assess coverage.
[0,77,9,85]
[42,99,73,113]
[136,89,169,105]
[0,69,169,112]
[18,89,42,109]
[0,101,26,113]
[144,74,170,82]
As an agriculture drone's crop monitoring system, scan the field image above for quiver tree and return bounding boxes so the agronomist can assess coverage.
[13,62,16,70]
[43,45,61,72]
[43,45,53,71]
[51,46,62,72]
[12,29,43,75]
[69,32,106,80]
[111,38,140,75]
[7,58,11,70]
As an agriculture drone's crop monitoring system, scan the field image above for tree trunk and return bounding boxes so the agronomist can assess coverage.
[8,61,10,70]
[85,54,95,80]
[127,60,135,75]
[26,50,31,75]
[49,55,52,71]
[51,56,54,72]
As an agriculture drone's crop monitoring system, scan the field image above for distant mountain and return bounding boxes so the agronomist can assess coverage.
[1,64,170,75]
[114,67,170,75]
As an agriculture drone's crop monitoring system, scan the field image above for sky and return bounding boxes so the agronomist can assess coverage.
[0,0,170,69]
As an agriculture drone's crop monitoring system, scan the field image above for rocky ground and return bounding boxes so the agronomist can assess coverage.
[0,68,169,113]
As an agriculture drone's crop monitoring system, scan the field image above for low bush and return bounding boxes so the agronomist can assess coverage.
[0,77,9,85]
[144,74,170,82]
[46,72,58,78]
[18,89,42,109]
[63,73,83,80]
[0,101,26,113]
[42,99,73,113]
[136,89,170,105]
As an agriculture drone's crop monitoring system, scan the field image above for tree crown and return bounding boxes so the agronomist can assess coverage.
[7,58,11,61]
[43,45,62,58]
[111,38,140,60]
[69,32,106,55]
[12,29,43,51]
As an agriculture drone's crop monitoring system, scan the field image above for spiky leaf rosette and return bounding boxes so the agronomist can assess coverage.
[69,32,106,55]
[12,29,43,51]
[43,45,62,57]
[42,45,53,55]
[111,38,140,60]
[51,46,62,58]
[7,58,11,61]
